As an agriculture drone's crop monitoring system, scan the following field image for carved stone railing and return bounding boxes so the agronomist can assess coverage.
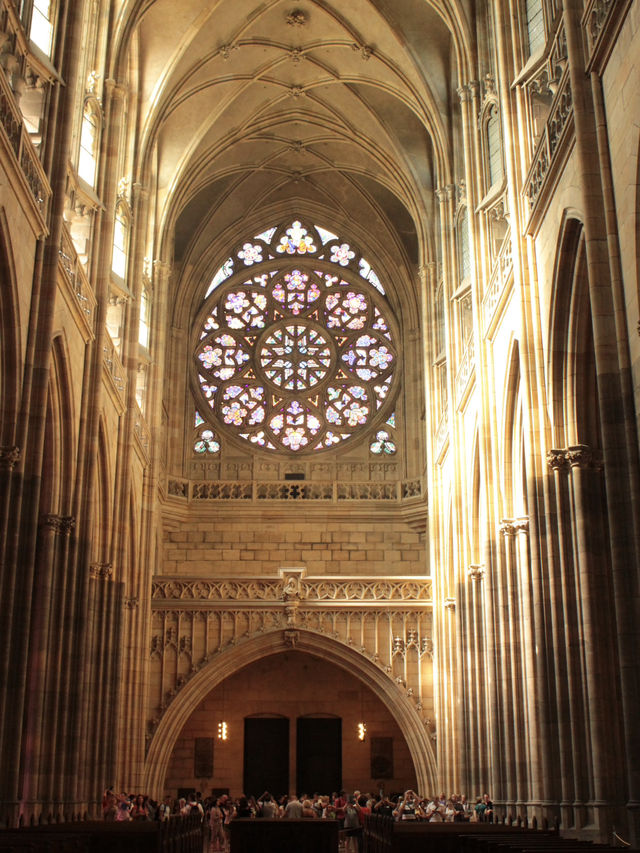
[0,57,50,224]
[133,403,151,461]
[148,570,434,744]
[454,337,475,408]
[434,408,448,460]
[482,229,513,335]
[524,69,573,216]
[102,332,126,408]
[152,576,433,604]
[58,224,96,337]
[167,477,424,503]
[583,0,629,67]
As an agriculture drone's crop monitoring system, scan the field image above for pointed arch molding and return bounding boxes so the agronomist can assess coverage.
[143,629,437,795]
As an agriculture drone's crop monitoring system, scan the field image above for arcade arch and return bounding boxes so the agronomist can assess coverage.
[143,629,436,797]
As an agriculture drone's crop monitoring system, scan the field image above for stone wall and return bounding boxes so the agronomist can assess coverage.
[164,650,418,798]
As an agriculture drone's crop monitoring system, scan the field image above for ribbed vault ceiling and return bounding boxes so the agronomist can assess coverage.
[115,0,469,302]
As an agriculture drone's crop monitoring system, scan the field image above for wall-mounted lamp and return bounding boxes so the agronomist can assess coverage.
[218,721,228,741]
[357,722,367,741]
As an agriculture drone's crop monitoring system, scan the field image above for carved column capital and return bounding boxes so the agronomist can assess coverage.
[457,84,471,103]
[435,183,455,204]
[124,596,139,609]
[90,562,113,580]
[443,596,456,610]
[513,517,529,535]
[467,564,485,581]
[547,448,568,470]
[40,514,76,535]
[0,445,21,470]
[468,79,481,99]
[566,444,593,468]
[153,259,172,279]
[499,518,515,536]
[104,78,127,101]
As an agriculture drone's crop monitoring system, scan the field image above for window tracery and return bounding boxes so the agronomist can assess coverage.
[193,220,398,454]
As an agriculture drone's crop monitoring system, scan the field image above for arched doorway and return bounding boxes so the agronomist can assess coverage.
[144,631,436,797]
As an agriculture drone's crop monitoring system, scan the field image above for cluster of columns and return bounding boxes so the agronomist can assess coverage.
[0,0,163,825]
[427,0,640,845]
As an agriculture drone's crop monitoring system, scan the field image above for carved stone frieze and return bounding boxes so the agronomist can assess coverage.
[147,601,434,744]
[152,576,432,603]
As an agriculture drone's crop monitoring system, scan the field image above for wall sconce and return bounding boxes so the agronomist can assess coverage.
[357,722,367,741]
[218,721,228,741]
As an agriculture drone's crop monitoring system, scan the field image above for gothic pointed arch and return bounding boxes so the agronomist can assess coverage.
[0,209,21,447]
[143,630,436,797]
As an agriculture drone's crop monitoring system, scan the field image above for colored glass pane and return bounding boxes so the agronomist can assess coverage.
[195,226,397,452]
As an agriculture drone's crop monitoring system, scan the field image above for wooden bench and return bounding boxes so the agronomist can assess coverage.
[0,815,203,853]
[230,817,339,853]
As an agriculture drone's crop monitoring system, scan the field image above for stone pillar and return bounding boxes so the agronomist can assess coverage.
[467,564,486,796]
[512,518,534,815]
[562,1,640,837]
[565,444,618,831]
[497,520,517,814]
[21,513,75,822]
[0,0,87,825]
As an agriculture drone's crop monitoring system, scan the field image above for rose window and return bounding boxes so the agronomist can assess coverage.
[194,221,398,453]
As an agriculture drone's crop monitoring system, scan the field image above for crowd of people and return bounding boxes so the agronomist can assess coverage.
[103,787,494,850]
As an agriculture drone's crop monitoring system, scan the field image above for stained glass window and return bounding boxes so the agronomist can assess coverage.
[205,219,385,297]
[370,413,397,455]
[193,412,220,454]
[194,223,397,454]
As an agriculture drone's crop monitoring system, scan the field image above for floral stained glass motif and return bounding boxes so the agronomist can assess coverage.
[370,409,397,455]
[194,227,397,453]
[205,220,386,300]
[276,221,317,255]
[194,428,220,454]
[237,243,263,265]
[370,430,396,455]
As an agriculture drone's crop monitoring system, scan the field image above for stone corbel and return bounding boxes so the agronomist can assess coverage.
[0,445,21,471]
[39,514,76,536]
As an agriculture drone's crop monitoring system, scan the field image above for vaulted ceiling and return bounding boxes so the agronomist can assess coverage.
[114,0,472,307]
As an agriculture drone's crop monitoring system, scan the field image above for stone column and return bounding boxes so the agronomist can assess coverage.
[0,0,87,825]
[467,564,486,796]
[562,1,640,837]
[513,518,534,815]
[21,513,75,821]
[547,449,587,826]
[566,443,618,832]
[498,520,517,814]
